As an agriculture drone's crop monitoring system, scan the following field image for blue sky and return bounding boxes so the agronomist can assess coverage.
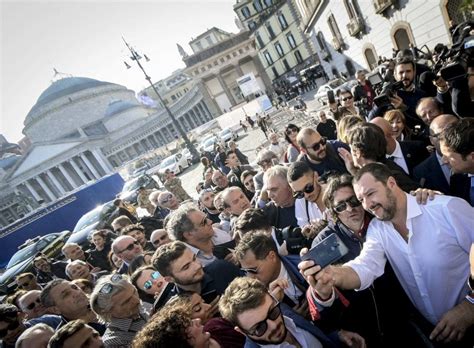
[1,0,238,142]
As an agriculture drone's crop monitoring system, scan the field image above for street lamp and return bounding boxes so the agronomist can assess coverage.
[122,37,200,160]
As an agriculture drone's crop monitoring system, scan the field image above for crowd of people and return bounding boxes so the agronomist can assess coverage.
[1,44,474,348]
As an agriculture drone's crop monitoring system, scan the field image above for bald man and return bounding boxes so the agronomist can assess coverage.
[371,117,428,176]
[413,114,471,203]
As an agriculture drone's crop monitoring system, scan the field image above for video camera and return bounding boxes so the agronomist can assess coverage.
[274,226,312,255]
[372,80,405,108]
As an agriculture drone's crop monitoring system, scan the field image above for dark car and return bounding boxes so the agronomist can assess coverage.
[66,201,119,249]
[118,174,161,205]
[0,230,71,294]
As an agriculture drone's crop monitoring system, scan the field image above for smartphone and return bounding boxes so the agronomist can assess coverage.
[301,233,349,269]
[327,90,336,104]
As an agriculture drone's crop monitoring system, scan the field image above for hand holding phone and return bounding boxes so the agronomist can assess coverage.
[300,233,349,270]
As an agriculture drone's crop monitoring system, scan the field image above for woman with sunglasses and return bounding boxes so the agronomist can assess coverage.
[284,123,301,163]
[329,88,364,122]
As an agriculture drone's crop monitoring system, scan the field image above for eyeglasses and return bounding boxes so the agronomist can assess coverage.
[118,240,139,253]
[25,298,41,311]
[198,217,209,227]
[241,301,281,337]
[143,271,161,290]
[0,320,20,338]
[293,183,315,199]
[152,235,168,247]
[342,96,353,101]
[98,274,123,294]
[285,128,298,135]
[309,137,327,152]
[333,195,362,213]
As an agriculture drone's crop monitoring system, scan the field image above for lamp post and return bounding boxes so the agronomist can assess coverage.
[122,37,199,160]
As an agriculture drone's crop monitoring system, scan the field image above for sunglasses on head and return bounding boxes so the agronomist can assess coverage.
[25,298,41,311]
[98,274,124,294]
[342,95,353,101]
[0,320,20,338]
[118,240,139,253]
[293,183,315,199]
[143,271,161,290]
[285,128,298,135]
[309,137,327,152]
[333,195,362,213]
[241,301,281,337]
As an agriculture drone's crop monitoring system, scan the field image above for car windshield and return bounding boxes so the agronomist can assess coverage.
[122,178,139,192]
[328,79,345,88]
[160,156,176,168]
[7,234,57,268]
[73,206,102,232]
[203,137,216,147]
[219,129,230,136]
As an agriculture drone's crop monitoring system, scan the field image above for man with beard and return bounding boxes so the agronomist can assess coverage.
[299,163,474,346]
[218,277,364,348]
[152,241,241,304]
[296,128,349,179]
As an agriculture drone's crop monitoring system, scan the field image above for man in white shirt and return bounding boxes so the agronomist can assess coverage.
[287,161,326,228]
[299,162,474,345]
[268,133,287,164]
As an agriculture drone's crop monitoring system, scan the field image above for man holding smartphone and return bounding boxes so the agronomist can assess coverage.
[299,163,474,346]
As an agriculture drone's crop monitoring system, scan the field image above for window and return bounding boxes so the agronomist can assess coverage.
[248,21,257,31]
[283,59,291,71]
[241,6,251,18]
[264,0,273,6]
[255,31,265,48]
[266,22,276,40]
[294,50,303,64]
[394,28,412,50]
[278,13,288,29]
[271,66,279,79]
[205,36,213,45]
[328,14,343,41]
[275,42,284,57]
[287,33,296,48]
[263,50,274,65]
[343,0,357,19]
[196,42,203,50]
[253,0,263,12]
[316,31,327,51]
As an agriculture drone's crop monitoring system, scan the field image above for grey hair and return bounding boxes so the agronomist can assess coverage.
[15,323,54,348]
[263,165,288,185]
[256,149,277,163]
[221,186,244,208]
[90,274,132,322]
[61,243,80,257]
[165,203,199,241]
[65,260,88,279]
[148,190,161,206]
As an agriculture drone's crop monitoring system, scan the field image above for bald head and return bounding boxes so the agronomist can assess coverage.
[371,117,396,153]
[430,114,459,154]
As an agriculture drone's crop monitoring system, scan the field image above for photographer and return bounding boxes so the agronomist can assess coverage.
[434,73,474,118]
[352,70,375,111]
[368,56,427,131]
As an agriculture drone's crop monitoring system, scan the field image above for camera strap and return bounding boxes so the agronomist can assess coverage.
[305,199,310,222]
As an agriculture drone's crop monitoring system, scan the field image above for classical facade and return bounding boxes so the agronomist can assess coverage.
[0,76,217,226]
[180,27,273,113]
[294,0,455,79]
[233,0,318,82]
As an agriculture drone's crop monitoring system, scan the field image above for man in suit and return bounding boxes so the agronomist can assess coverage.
[371,117,429,176]
[218,277,365,348]
[414,115,471,204]
[111,236,143,274]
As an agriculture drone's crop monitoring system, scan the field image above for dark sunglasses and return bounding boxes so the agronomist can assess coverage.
[152,235,167,246]
[293,183,315,199]
[143,271,161,290]
[25,298,41,311]
[333,195,362,213]
[0,320,20,338]
[242,302,281,337]
[285,128,298,135]
[118,240,139,253]
[342,95,353,101]
[98,274,123,294]
[309,137,327,152]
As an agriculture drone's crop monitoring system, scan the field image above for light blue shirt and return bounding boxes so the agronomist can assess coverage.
[346,193,473,324]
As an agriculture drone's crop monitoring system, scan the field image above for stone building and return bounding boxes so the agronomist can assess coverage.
[180,27,273,113]
[295,0,457,79]
[233,0,318,83]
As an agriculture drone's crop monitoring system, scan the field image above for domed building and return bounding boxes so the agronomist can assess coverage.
[0,75,218,226]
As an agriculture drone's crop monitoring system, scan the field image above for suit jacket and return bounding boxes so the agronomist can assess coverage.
[399,140,430,175]
[280,255,308,307]
[244,303,338,348]
[413,153,472,204]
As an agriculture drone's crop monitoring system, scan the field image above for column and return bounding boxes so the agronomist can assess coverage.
[80,153,101,179]
[70,158,89,184]
[216,74,237,105]
[36,175,56,201]
[46,169,67,195]
[91,149,112,173]
[24,180,42,202]
[58,164,77,188]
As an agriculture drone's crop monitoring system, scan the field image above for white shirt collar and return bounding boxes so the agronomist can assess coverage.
[388,140,404,159]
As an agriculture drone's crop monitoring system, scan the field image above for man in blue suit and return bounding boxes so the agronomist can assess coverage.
[218,277,365,348]
[413,114,471,204]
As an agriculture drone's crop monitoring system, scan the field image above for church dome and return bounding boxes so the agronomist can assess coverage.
[105,100,141,117]
[25,77,117,125]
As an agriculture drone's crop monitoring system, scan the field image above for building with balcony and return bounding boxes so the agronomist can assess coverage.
[180,27,272,113]
[295,0,456,79]
[233,0,318,83]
